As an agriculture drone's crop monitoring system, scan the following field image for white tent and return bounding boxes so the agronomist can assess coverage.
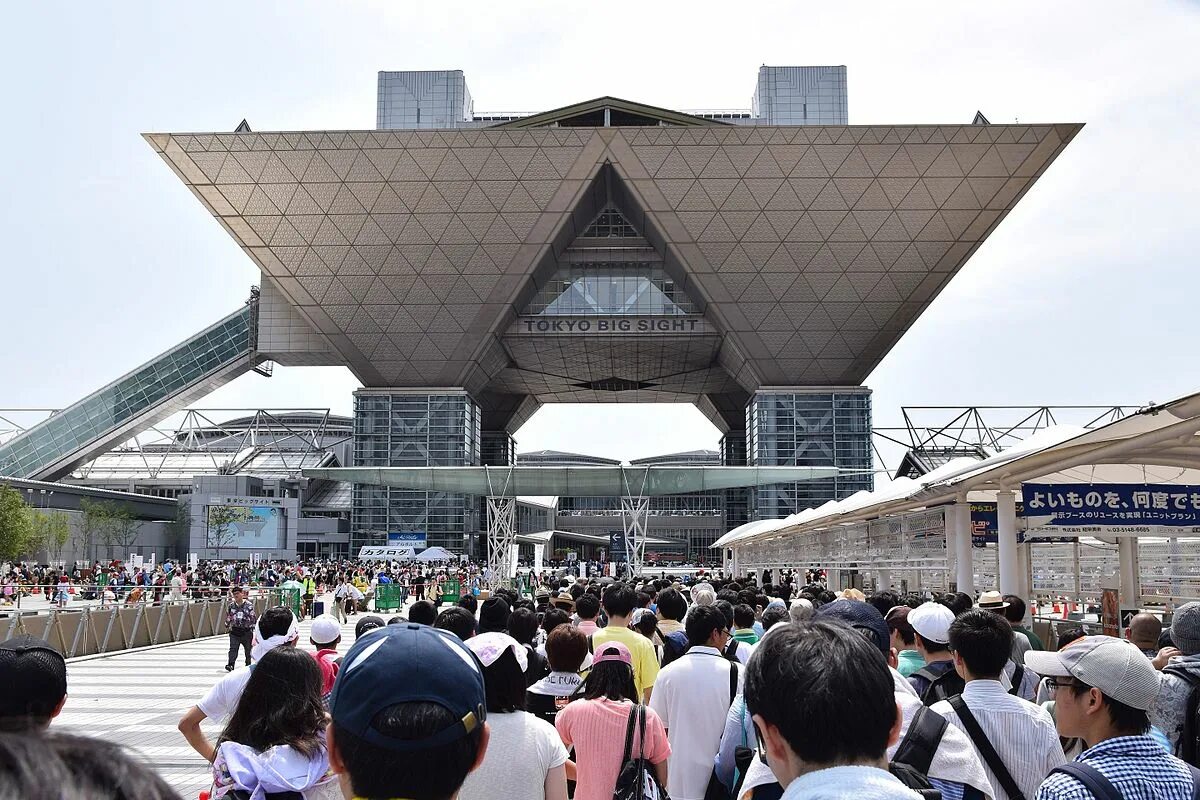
[416,546,456,562]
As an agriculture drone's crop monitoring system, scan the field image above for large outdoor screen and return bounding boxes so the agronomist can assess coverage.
[207,505,284,550]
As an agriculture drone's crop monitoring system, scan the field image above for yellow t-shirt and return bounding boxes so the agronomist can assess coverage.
[590,624,660,698]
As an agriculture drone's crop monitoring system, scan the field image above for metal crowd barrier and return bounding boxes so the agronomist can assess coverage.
[0,589,286,659]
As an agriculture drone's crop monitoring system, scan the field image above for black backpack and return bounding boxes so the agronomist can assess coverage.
[1165,666,1200,765]
[914,666,965,706]
[889,705,946,800]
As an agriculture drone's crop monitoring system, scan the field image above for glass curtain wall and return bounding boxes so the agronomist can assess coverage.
[351,392,481,552]
[747,390,873,520]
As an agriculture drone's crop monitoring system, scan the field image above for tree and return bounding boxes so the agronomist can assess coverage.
[0,485,34,562]
[102,504,140,560]
[34,511,72,562]
[77,497,109,564]
[206,505,252,559]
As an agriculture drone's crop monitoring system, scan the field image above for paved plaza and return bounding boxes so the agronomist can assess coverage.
[55,604,373,797]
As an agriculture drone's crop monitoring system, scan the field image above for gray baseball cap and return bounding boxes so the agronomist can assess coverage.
[1025,636,1161,711]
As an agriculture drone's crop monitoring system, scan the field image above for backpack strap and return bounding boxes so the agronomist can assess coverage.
[636,704,648,760]
[621,703,638,764]
[728,661,738,707]
[1009,664,1025,696]
[948,695,1025,800]
[1048,763,1121,800]
[892,705,948,776]
[725,636,740,660]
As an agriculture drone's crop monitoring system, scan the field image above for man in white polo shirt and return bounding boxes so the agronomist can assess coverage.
[177,606,299,761]
[649,603,741,800]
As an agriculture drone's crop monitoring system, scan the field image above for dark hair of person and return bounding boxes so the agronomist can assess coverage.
[1001,595,1026,623]
[656,588,686,622]
[733,604,756,629]
[632,612,659,640]
[332,702,483,800]
[219,647,325,757]
[945,592,974,616]
[817,590,837,605]
[575,593,600,620]
[1068,682,1150,734]
[636,591,652,609]
[508,608,539,646]
[482,647,526,713]
[258,606,295,639]
[513,598,536,613]
[574,659,638,703]
[0,731,180,800]
[1056,624,1088,650]
[947,609,1012,679]
[686,604,728,648]
[866,591,898,618]
[546,626,589,672]
[761,606,789,632]
[915,632,949,654]
[457,594,478,614]
[716,589,740,605]
[744,620,896,766]
[409,600,437,626]
[541,608,571,634]
[602,583,637,618]
[433,607,476,641]
[886,611,915,647]
[231,585,245,594]
[713,599,735,628]
[388,616,408,625]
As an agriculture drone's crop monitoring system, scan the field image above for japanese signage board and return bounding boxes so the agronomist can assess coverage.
[609,530,628,563]
[388,532,427,549]
[358,546,417,560]
[971,502,1026,546]
[1022,483,1200,528]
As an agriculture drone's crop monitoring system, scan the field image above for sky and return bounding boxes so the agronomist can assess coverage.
[1,1,1198,468]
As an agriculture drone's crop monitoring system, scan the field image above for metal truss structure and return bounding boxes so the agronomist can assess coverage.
[0,408,352,482]
[872,405,1137,479]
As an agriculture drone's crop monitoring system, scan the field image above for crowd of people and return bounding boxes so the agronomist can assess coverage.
[5,564,1200,799]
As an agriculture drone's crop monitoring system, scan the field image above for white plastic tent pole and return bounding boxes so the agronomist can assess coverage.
[954,501,975,596]
[1119,537,1140,615]
[997,490,1019,595]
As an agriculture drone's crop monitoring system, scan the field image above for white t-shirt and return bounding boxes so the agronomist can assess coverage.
[458,711,568,800]
[198,667,253,721]
[649,647,742,800]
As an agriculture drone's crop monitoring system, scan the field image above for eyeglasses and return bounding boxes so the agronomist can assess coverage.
[1045,677,1085,689]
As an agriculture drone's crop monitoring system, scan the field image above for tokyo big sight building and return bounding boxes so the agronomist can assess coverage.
[0,67,1080,559]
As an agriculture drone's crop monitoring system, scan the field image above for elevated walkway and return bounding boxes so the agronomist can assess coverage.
[0,303,265,481]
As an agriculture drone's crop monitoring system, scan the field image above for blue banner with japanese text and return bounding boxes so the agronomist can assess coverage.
[1021,484,1200,527]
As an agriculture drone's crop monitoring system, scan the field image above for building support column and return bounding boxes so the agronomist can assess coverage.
[997,490,1019,596]
[621,495,649,578]
[485,496,516,587]
[1119,536,1140,614]
[875,568,892,592]
[954,501,975,596]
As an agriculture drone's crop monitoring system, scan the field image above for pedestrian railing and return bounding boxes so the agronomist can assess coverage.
[0,589,289,659]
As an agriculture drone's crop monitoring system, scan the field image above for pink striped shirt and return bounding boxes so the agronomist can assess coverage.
[556,698,670,800]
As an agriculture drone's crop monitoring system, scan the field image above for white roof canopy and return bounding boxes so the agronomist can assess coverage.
[717,390,1200,549]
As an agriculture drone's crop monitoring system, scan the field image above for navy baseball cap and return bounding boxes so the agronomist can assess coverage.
[815,599,890,655]
[330,623,486,752]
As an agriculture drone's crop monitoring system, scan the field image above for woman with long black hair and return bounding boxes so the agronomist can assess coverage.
[555,642,670,800]
[211,647,339,799]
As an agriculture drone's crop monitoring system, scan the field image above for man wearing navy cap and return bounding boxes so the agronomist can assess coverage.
[328,622,491,800]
